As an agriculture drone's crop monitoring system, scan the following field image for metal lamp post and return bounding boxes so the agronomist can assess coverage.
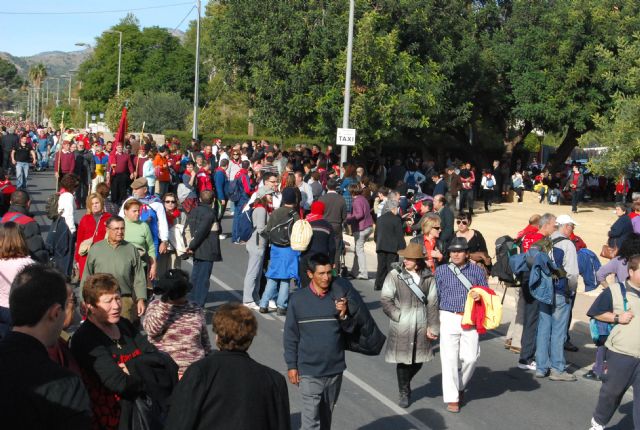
[339,0,355,176]
[106,30,123,96]
[192,0,201,140]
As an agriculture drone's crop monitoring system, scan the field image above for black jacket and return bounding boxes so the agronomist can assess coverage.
[304,218,336,258]
[186,203,222,262]
[46,216,74,277]
[608,214,634,249]
[438,205,455,245]
[0,332,91,430]
[375,211,406,253]
[164,350,290,430]
[1,132,18,154]
[1,204,49,263]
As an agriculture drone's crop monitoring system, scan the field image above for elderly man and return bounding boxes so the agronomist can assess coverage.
[81,216,147,321]
[435,237,489,413]
[535,214,579,381]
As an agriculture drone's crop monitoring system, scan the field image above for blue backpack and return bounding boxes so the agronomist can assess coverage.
[406,172,417,189]
[225,178,244,202]
[237,208,254,242]
[138,197,160,252]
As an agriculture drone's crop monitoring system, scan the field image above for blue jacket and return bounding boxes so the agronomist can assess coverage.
[214,168,227,201]
[578,248,602,292]
[528,252,559,305]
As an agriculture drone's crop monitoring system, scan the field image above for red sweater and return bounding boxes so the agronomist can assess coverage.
[110,153,134,175]
[55,151,76,175]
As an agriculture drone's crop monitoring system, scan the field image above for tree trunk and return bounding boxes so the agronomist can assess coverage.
[547,126,579,173]
[247,108,255,136]
[500,121,532,171]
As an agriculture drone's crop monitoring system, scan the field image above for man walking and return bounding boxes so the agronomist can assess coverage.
[435,237,489,413]
[11,135,36,190]
[185,190,222,307]
[433,195,454,246]
[284,253,353,430]
[374,199,405,291]
[565,165,584,214]
[1,127,18,175]
[214,158,229,239]
[319,178,347,270]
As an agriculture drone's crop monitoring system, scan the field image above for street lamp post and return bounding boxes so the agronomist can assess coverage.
[106,31,123,96]
[54,77,60,106]
[339,0,355,176]
[192,0,201,140]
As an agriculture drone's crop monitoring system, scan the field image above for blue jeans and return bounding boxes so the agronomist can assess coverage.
[15,161,30,189]
[37,149,49,169]
[536,293,571,374]
[259,278,290,309]
[189,259,214,307]
[231,197,248,242]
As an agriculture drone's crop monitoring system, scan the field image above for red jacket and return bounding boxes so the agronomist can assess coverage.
[74,212,111,280]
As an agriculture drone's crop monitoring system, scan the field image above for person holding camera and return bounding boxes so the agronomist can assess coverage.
[143,269,211,377]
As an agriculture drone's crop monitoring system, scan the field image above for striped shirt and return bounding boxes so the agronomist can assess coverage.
[435,262,489,313]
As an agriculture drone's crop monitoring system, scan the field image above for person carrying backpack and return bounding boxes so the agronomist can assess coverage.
[242,187,274,310]
[480,169,497,212]
[231,160,254,244]
[258,188,300,315]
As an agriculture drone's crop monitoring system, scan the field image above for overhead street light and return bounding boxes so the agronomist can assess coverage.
[105,30,123,96]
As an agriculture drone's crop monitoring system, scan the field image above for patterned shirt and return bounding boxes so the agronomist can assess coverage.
[435,262,489,313]
[142,299,212,375]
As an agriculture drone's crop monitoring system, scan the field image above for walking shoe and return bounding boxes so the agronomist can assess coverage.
[589,417,604,430]
[518,360,536,371]
[276,307,287,316]
[582,370,602,382]
[258,307,269,314]
[549,371,577,382]
[535,369,549,378]
[564,341,579,352]
[398,392,410,408]
[219,234,227,240]
[244,302,261,311]
[268,300,277,310]
[356,274,369,280]
[446,402,460,413]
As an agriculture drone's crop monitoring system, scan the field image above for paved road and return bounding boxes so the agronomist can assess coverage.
[25,169,632,430]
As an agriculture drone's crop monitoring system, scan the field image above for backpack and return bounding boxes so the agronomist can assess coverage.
[486,178,495,188]
[491,235,519,284]
[290,219,313,251]
[589,283,627,343]
[46,192,60,220]
[266,210,296,247]
[226,178,244,203]
[548,189,559,204]
[237,208,255,242]
[406,172,417,189]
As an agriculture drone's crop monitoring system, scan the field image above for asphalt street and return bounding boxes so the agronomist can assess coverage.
[24,169,633,430]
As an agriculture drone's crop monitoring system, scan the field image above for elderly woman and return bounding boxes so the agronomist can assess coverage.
[122,198,157,281]
[0,222,36,338]
[381,242,439,408]
[346,183,374,280]
[74,192,111,281]
[410,212,445,273]
[143,269,211,378]
[71,273,163,430]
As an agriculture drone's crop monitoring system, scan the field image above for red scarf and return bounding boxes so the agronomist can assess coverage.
[306,212,323,222]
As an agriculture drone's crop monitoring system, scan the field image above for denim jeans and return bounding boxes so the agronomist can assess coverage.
[37,149,49,169]
[189,259,214,307]
[15,161,30,189]
[536,293,571,374]
[259,278,290,309]
[231,197,249,242]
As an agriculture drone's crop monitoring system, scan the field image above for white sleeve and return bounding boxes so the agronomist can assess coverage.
[58,193,76,233]
[152,201,169,241]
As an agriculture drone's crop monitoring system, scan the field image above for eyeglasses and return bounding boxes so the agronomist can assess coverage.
[456,220,469,225]
[432,226,441,230]
[164,200,176,204]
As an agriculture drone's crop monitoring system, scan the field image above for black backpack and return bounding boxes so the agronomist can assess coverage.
[491,235,519,284]
[265,210,296,246]
[45,192,60,220]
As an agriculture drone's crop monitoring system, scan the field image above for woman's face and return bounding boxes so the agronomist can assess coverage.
[457,218,470,233]
[403,258,418,271]
[90,198,102,215]
[90,292,121,325]
[125,205,140,222]
[427,224,441,239]
[616,206,625,217]
[356,167,365,177]
[164,196,177,212]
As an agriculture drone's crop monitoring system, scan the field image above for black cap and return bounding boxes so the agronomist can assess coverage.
[447,237,469,252]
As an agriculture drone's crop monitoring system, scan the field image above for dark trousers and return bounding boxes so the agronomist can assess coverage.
[519,274,539,363]
[190,259,214,307]
[299,254,311,289]
[2,152,12,175]
[571,190,581,212]
[0,306,11,341]
[397,362,423,395]
[375,251,398,290]
[75,176,89,208]
[330,224,343,269]
[566,292,577,343]
[460,189,474,214]
[217,200,227,234]
[483,189,493,211]
[515,188,524,203]
[593,349,640,428]
[110,173,129,206]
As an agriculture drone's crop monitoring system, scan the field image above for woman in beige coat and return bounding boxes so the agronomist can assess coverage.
[381,242,440,408]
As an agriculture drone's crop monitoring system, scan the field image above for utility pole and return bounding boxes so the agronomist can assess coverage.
[105,31,123,96]
[55,78,60,106]
[192,0,201,140]
[339,0,355,176]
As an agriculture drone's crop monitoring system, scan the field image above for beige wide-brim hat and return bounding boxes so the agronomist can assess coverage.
[398,242,426,260]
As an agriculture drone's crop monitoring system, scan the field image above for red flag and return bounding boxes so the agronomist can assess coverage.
[109,107,128,169]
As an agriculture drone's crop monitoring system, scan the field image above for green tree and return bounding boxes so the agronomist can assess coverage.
[0,57,22,110]
[128,91,191,133]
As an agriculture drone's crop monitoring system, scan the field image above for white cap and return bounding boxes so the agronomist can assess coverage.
[556,214,578,226]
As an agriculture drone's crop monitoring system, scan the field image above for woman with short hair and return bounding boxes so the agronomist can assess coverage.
[410,212,445,273]
[347,183,374,280]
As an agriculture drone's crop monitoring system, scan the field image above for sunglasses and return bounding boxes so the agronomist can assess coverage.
[456,220,469,225]
[164,200,176,204]
[432,226,441,230]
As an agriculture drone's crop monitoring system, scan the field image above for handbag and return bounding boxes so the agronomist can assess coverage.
[600,244,618,260]
[78,219,102,256]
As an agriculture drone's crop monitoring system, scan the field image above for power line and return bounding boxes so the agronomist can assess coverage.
[1,2,194,16]
[172,5,196,33]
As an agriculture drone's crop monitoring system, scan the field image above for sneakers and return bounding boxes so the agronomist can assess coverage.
[268,300,277,310]
[589,418,604,430]
[276,307,287,316]
[535,369,549,378]
[244,302,260,311]
[356,274,369,280]
[583,370,603,382]
[219,234,228,240]
[518,360,536,371]
[259,307,269,314]
[549,371,577,382]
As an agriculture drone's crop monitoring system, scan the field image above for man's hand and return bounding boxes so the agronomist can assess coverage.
[129,173,135,180]
[220,200,226,206]
[470,290,481,302]
[288,369,300,385]
[335,297,348,319]
[159,241,168,254]
[137,299,146,317]
[118,362,130,375]
[149,263,157,281]
[426,329,438,340]
[619,311,634,325]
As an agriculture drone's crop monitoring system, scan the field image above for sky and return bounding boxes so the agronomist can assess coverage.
[0,0,198,57]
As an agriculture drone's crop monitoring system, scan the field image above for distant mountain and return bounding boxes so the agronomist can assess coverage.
[0,49,91,79]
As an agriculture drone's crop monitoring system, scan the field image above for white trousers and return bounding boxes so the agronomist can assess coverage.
[439,310,480,403]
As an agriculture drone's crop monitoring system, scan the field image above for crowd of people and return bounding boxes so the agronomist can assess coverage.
[0,121,638,430]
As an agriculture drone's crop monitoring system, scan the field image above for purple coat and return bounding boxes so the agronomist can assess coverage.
[347,195,374,232]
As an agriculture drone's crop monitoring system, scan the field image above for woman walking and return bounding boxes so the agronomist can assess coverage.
[381,242,439,408]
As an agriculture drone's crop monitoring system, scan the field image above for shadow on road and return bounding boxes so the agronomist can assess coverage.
[359,408,447,430]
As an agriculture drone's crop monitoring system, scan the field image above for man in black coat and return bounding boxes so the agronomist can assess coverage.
[185,189,222,307]
[433,194,454,247]
[165,303,290,430]
[1,127,19,174]
[0,190,49,263]
[374,199,406,291]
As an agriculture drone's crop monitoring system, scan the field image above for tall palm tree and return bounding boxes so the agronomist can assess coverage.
[28,63,47,124]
